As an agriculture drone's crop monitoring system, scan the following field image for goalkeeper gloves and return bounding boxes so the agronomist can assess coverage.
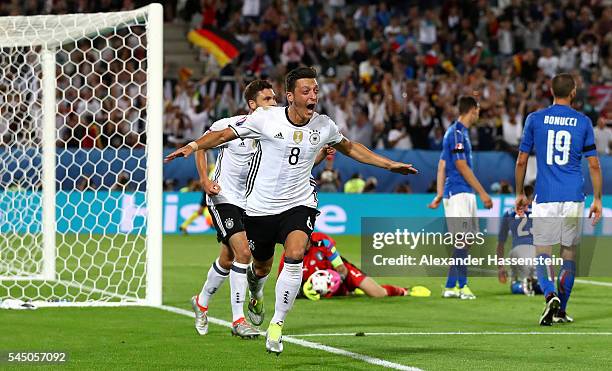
[302,281,320,301]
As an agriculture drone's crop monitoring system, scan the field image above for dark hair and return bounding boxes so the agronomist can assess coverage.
[285,66,317,93]
[551,73,576,99]
[524,184,535,198]
[458,96,479,115]
[244,79,273,103]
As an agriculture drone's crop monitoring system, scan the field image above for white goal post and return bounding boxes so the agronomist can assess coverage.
[0,4,163,306]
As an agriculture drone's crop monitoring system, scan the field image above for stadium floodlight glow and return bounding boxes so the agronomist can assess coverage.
[0,4,163,307]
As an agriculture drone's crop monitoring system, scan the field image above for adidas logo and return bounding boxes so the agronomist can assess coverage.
[239,141,246,146]
[283,290,290,304]
[274,132,284,139]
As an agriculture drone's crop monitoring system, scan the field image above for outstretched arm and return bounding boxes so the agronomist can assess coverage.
[333,138,418,174]
[165,128,237,162]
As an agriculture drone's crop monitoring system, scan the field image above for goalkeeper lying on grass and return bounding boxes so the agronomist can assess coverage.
[278,232,430,300]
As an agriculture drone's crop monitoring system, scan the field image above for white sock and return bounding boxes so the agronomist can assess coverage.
[270,258,303,324]
[248,263,269,300]
[198,258,229,309]
[230,262,249,322]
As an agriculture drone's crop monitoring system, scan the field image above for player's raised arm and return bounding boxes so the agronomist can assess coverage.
[428,159,446,209]
[333,138,418,175]
[164,127,238,162]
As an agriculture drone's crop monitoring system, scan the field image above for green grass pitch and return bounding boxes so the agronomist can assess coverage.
[1,234,612,370]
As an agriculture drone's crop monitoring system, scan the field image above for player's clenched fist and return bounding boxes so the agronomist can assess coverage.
[389,162,418,175]
[480,193,493,209]
[514,193,528,214]
[202,180,221,196]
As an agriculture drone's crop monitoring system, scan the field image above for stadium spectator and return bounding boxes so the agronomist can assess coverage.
[349,107,373,148]
[538,48,560,78]
[363,177,378,193]
[180,179,201,193]
[317,159,341,193]
[387,120,412,150]
[246,42,274,78]
[428,126,444,150]
[559,39,579,72]
[501,96,526,152]
[163,178,177,191]
[394,182,412,194]
[594,117,612,155]
[282,31,305,71]
[76,176,97,191]
[343,173,365,194]
[112,171,134,192]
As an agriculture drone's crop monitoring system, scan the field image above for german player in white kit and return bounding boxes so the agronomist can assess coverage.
[189,80,277,339]
[166,67,418,355]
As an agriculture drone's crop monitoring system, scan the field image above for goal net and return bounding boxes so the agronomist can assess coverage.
[0,4,163,307]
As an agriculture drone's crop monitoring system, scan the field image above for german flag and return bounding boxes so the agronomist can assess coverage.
[187,27,242,67]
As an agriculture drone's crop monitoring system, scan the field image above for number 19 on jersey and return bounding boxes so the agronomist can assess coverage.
[546,130,571,166]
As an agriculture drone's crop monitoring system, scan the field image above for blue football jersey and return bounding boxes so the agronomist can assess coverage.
[498,208,533,248]
[441,121,473,198]
[519,104,597,203]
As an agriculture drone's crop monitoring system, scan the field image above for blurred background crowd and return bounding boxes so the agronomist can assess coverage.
[1,0,610,193]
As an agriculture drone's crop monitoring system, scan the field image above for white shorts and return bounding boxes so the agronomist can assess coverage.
[443,193,479,235]
[531,201,584,247]
[509,244,536,280]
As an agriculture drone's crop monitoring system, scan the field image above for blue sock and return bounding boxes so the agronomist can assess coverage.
[445,265,457,289]
[454,248,468,288]
[445,248,458,288]
[535,253,556,298]
[557,260,576,311]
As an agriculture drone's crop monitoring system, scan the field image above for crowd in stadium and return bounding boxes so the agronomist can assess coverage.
[1,1,610,191]
[160,0,611,154]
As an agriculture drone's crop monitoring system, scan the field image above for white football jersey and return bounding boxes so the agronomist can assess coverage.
[205,115,258,209]
[230,106,345,216]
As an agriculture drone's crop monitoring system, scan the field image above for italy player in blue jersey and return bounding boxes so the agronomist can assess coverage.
[515,73,602,325]
[429,96,493,300]
[497,185,542,296]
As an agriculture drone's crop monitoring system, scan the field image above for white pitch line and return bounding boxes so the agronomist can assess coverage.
[576,279,612,287]
[290,332,612,337]
[157,305,422,371]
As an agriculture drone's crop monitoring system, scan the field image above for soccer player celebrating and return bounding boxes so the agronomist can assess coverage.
[515,73,602,325]
[166,66,418,354]
[497,185,542,296]
[189,80,277,339]
[429,96,493,300]
[280,232,411,299]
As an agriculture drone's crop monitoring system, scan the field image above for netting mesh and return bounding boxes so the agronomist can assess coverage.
[0,8,153,304]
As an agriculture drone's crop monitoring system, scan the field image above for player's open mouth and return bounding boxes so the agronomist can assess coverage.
[306,103,316,111]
